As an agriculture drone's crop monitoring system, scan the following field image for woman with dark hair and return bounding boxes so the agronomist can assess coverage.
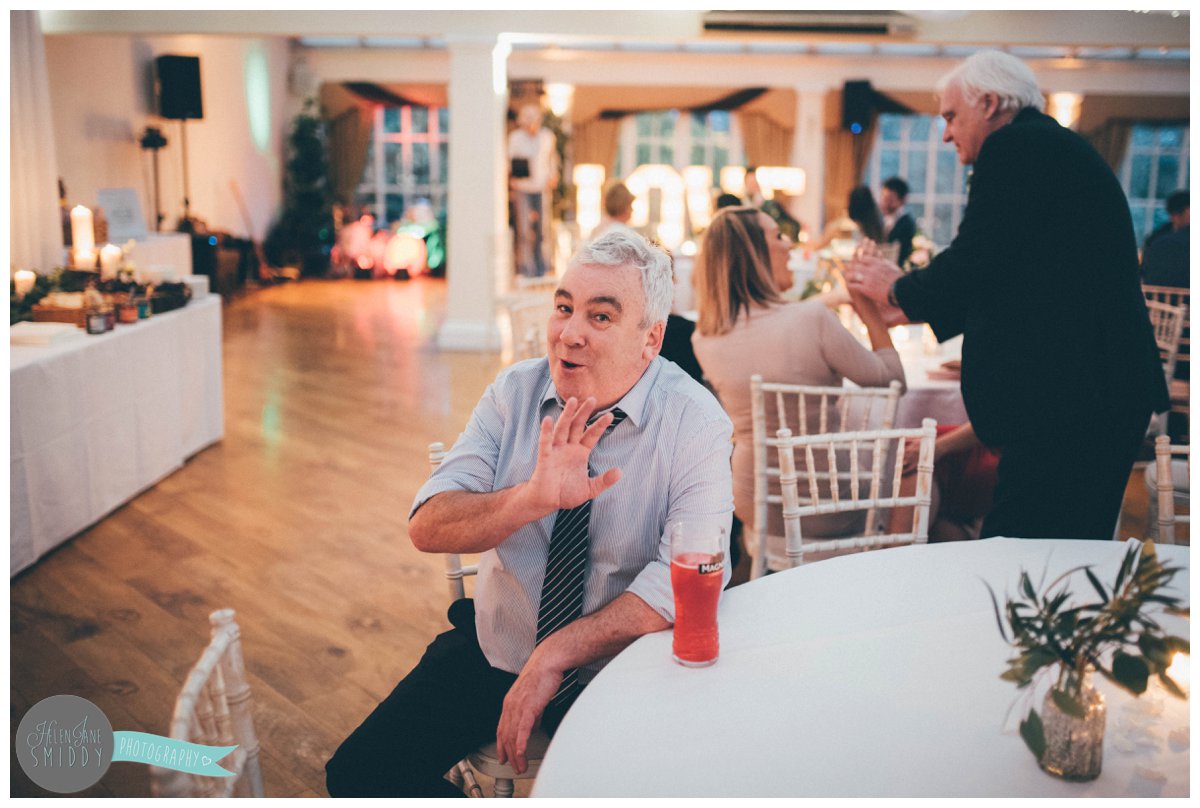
[691,207,905,570]
[847,185,885,243]
[806,185,886,254]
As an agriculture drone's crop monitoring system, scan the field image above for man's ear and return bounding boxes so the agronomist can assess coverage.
[980,92,1002,121]
[644,320,665,359]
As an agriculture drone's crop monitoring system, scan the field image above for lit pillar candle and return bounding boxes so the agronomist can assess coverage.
[71,205,96,267]
[13,269,36,300]
[99,243,123,280]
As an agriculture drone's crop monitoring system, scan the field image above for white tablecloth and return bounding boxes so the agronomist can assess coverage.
[891,326,967,429]
[534,539,1190,798]
[10,295,223,576]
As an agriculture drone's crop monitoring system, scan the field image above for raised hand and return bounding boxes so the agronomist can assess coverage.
[526,396,622,514]
[845,253,903,306]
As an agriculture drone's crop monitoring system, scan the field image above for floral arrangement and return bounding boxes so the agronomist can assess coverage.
[904,233,936,271]
[987,540,1189,765]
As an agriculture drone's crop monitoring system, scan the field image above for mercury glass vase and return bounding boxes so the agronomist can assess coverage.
[1039,678,1106,782]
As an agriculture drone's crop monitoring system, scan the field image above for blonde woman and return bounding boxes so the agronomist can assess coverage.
[691,207,905,568]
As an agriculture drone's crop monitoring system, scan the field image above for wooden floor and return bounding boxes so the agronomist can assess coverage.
[9,279,1180,797]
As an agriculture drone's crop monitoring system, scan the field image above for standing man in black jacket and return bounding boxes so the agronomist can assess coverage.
[880,176,916,266]
[848,50,1167,541]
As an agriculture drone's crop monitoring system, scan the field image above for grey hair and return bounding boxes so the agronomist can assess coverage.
[571,228,674,328]
[936,49,1045,115]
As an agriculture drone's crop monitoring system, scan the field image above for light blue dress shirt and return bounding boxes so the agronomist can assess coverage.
[411,355,734,680]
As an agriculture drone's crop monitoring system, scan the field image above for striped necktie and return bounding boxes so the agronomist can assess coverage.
[536,407,627,705]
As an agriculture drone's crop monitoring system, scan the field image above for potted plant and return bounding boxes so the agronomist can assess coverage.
[988,540,1189,781]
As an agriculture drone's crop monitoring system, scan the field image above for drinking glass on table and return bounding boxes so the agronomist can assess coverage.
[669,521,725,667]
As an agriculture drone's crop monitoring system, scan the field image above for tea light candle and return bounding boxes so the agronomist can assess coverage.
[99,243,123,279]
[13,269,36,300]
[71,205,96,267]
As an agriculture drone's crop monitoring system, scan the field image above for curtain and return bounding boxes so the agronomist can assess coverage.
[1086,119,1134,173]
[325,105,374,209]
[823,111,878,225]
[572,118,621,175]
[10,11,63,273]
[736,111,794,167]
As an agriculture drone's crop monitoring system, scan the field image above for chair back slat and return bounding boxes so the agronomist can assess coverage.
[1145,299,1187,381]
[748,375,906,579]
[428,441,478,601]
[772,419,937,566]
[500,294,553,364]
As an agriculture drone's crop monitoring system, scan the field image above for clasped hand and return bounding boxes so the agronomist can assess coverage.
[526,396,622,514]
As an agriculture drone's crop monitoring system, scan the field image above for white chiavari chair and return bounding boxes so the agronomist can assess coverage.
[1146,435,1190,545]
[500,295,553,364]
[748,375,903,579]
[1145,299,1188,437]
[151,609,264,798]
[772,419,938,567]
[1144,285,1190,429]
[428,442,549,798]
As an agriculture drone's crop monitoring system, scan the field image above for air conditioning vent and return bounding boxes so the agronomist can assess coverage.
[703,11,916,37]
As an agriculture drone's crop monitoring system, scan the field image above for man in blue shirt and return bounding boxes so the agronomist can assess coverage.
[326,229,733,796]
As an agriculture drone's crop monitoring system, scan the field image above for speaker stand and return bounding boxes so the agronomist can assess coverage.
[178,118,193,230]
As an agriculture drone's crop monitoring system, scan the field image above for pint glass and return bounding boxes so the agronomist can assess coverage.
[669,521,725,667]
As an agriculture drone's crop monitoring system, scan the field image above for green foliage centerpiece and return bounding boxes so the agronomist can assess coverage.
[987,540,1189,781]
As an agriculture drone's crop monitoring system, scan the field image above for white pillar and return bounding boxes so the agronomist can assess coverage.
[439,36,509,351]
[790,89,826,237]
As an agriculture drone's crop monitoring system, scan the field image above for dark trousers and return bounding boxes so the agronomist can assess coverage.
[981,409,1151,541]
[325,600,572,797]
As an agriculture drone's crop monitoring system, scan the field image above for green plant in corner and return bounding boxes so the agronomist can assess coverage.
[986,540,1189,762]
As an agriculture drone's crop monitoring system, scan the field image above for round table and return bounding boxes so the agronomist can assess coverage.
[533,539,1190,797]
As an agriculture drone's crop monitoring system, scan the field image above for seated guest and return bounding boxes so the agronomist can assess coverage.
[1143,189,1189,256]
[888,422,1000,542]
[1142,190,1189,289]
[691,207,905,569]
[591,180,636,239]
[326,229,734,797]
[880,176,917,266]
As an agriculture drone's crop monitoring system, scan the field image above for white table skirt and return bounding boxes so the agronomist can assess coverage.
[891,327,967,429]
[533,539,1190,798]
[10,295,223,576]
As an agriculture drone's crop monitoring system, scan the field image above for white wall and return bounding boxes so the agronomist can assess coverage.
[44,34,292,241]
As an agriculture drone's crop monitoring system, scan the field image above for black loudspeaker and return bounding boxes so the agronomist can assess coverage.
[156,55,203,120]
[842,80,874,133]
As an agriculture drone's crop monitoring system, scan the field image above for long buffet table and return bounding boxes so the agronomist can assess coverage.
[10,294,223,575]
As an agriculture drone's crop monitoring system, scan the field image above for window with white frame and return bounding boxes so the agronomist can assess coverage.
[355,105,449,225]
[863,112,970,248]
[1119,122,1190,244]
[613,110,743,186]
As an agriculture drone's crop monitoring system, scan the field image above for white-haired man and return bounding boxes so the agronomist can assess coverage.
[847,50,1167,541]
[326,229,734,796]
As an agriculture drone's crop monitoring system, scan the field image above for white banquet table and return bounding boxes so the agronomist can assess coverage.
[10,295,223,576]
[533,539,1190,798]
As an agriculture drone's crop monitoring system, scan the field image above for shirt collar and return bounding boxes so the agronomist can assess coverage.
[538,356,662,429]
